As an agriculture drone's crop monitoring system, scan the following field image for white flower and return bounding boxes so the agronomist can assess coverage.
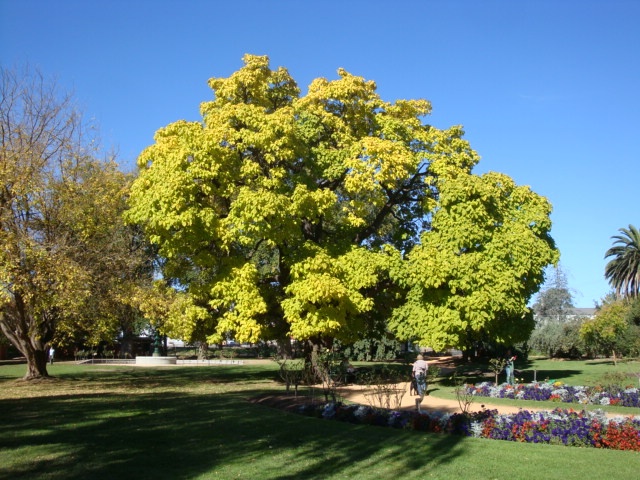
[586,409,609,425]
[322,403,336,418]
[551,388,569,400]
[575,392,588,404]
[354,405,369,418]
[470,421,484,438]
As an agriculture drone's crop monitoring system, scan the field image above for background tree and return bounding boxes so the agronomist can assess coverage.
[625,295,640,326]
[532,264,575,321]
[605,225,640,298]
[0,66,152,379]
[51,163,155,351]
[528,264,584,358]
[580,298,631,365]
[528,318,585,358]
[126,55,557,358]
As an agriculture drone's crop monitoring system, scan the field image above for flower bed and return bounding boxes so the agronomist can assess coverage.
[296,402,640,451]
[465,381,640,408]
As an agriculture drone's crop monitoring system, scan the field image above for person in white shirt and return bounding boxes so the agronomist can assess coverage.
[412,354,429,413]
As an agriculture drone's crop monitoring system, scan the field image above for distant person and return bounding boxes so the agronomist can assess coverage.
[412,354,429,413]
[340,358,356,383]
[340,358,355,372]
[49,346,55,365]
[504,349,516,385]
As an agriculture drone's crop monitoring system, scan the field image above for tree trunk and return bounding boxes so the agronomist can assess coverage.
[0,302,53,380]
[6,331,50,380]
[23,348,49,379]
[276,336,293,359]
[197,341,208,360]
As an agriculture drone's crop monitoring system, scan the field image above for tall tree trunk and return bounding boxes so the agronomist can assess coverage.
[23,347,49,379]
[4,331,50,380]
[0,299,53,380]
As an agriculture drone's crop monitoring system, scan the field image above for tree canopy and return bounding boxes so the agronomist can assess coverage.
[0,66,153,379]
[580,299,630,364]
[605,225,640,298]
[126,54,558,353]
[390,171,558,349]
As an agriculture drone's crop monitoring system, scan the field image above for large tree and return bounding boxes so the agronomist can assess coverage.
[0,66,151,379]
[605,225,640,298]
[126,55,557,354]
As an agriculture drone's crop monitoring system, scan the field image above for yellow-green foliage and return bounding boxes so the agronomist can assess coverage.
[580,299,629,357]
[390,172,557,350]
[209,263,266,343]
[126,54,557,348]
[282,245,389,340]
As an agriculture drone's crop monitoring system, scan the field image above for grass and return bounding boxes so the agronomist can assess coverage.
[1,361,639,480]
[441,356,640,387]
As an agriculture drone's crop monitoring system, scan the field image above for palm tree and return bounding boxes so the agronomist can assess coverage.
[604,225,640,298]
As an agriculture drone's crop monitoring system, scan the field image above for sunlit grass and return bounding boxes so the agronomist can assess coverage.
[1,360,639,479]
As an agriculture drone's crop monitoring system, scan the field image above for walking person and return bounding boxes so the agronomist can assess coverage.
[49,346,55,365]
[412,354,429,413]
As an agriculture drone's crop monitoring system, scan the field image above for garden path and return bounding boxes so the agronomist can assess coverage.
[335,382,544,415]
[340,355,546,415]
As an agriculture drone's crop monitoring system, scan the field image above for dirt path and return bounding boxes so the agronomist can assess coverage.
[335,382,545,416]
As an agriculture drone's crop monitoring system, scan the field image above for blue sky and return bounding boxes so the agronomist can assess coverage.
[2,0,638,307]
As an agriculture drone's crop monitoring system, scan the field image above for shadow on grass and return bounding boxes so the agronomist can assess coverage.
[0,368,468,479]
[54,363,281,386]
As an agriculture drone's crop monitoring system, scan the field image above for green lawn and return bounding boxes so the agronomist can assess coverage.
[1,361,639,480]
[440,356,640,386]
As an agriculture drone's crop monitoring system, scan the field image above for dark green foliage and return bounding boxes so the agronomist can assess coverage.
[337,336,403,362]
[529,318,585,358]
[355,363,410,385]
[625,297,640,326]
[256,341,278,358]
[615,324,640,358]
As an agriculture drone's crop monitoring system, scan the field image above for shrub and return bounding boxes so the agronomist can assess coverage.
[529,318,585,358]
